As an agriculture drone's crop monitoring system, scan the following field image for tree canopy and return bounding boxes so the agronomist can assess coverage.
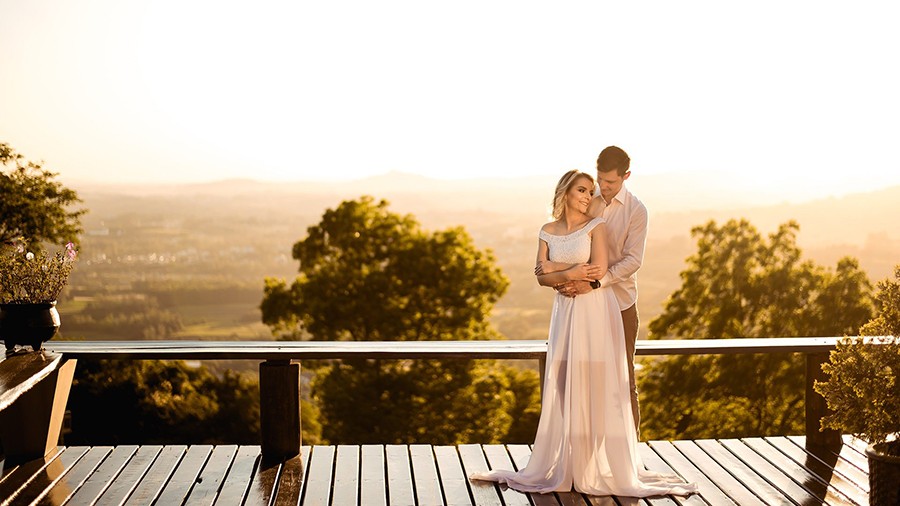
[0,142,85,247]
[638,219,873,440]
[260,196,540,444]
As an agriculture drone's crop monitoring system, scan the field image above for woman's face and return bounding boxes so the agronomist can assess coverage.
[566,176,594,215]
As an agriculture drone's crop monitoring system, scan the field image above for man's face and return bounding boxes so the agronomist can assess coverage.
[597,170,630,202]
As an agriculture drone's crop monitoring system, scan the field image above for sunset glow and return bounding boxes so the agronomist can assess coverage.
[1,0,898,201]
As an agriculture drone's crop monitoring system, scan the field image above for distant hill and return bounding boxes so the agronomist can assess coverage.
[70,174,899,341]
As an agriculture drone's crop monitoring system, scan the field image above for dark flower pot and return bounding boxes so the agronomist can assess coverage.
[0,302,60,352]
[867,440,900,506]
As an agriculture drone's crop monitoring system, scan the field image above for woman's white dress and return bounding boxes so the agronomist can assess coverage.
[470,216,698,497]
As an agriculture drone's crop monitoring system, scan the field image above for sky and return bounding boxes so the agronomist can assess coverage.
[2,1,899,202]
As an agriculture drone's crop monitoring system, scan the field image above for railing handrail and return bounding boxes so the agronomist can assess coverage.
[44,336,849,360]
[48,336,881,454]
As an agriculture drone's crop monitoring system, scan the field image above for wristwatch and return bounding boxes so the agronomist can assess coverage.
[589,279,602,289]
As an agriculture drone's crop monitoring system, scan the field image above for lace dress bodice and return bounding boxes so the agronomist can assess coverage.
[538,216,606,264]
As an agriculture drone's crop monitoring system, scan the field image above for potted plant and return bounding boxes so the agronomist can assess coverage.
[0,240,78,352]
[815,265,900,506]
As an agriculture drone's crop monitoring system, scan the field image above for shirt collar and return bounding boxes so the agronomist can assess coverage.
[606,185,630,206]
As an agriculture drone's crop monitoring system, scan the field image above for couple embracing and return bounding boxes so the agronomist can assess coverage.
[471,146,698,497]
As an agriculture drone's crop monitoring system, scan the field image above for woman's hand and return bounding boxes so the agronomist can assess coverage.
[535,260,552,276]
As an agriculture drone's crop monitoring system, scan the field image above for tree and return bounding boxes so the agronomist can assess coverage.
[261,196,539,444]
[638,219,873,440]
[1,142,85,247]
[859,265,900,337]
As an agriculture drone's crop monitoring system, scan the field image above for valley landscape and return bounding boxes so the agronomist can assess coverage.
[62,172,900,351]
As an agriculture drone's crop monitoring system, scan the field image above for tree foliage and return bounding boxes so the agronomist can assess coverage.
[639,219,873,440]
[816,266,900,447]
[0,142,85,247]
[261,196,539,443]
[68,358,323,446]
[859,265,900,337]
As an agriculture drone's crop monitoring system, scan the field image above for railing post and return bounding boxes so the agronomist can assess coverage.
[806,352,840,447]
[259,359,302,461]
[538,356,546,401]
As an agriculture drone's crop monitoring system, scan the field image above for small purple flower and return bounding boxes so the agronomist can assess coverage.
[65,242,78,261]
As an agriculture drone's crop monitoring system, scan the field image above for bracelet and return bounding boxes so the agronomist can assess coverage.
[589,279,602,289]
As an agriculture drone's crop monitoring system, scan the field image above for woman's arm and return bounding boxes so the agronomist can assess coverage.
[535,238,603,287]
[588,222,609,281]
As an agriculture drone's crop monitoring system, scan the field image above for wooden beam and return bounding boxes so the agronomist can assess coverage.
[259,360,301,461]
[805,352,841,447]
[45,337,843,360]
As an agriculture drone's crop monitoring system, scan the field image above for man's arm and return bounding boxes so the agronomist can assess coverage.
[598,202,648,287]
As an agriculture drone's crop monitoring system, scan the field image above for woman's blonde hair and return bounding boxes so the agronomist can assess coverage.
[551,170,594,220]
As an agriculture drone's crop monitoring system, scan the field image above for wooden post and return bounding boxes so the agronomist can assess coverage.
[0,357,76,463]
[259,359,301,461]
[538,356,546,401]
[806,352,840,447]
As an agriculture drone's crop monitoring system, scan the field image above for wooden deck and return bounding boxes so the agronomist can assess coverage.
[0,436,868,505]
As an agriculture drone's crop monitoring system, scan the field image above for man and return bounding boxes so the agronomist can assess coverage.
[561,145,648,433]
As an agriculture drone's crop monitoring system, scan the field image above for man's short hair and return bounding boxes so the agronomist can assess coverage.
[597,146,630,176]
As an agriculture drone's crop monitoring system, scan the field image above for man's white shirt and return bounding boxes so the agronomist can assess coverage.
[592,186,649,311]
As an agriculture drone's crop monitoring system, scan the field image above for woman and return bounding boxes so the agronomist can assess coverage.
[470,170,697,497]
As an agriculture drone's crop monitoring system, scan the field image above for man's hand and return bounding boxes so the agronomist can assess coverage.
[555,280,593,298]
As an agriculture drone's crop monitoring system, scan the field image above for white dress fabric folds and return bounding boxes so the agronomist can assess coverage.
[470,217,697,497]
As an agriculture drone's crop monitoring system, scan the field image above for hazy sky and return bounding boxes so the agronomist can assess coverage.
[2,1,899,201]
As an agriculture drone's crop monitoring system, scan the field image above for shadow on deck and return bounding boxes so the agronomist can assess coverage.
[0,436,867,505]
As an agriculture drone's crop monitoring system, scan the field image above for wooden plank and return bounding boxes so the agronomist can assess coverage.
[637,444,705,506]
[123,445,187,505]
[582,495,617,506]
[45,337,844,360]
[184,445,238,505]
[786,436,870,492]
[66,445,138,505]
[331,445,360,506]
[46,340,548,360]
[386,444,415,506]
[433,445,473,506]
[842,435,869,458]
[693,439,788,505]
[480,445,529,506]
[1,446,88,506]
[215,445,261,505]
[764,436,867,506]
[742,438,857,505]
[410,444,444,506]
[360,445,387,506]
[834,442,869,474]
[35,446,111,505]
[456,444,503,506]
[152,445,212,505]
[506,444,560,506]
[242,444,304,506]
[719,439,819,504]
[0,446,63,500]
[249,451,295,506]
[670,440,763,505]
[301,445,335,505]
[94,445,162,506]
[272,453,305,506]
